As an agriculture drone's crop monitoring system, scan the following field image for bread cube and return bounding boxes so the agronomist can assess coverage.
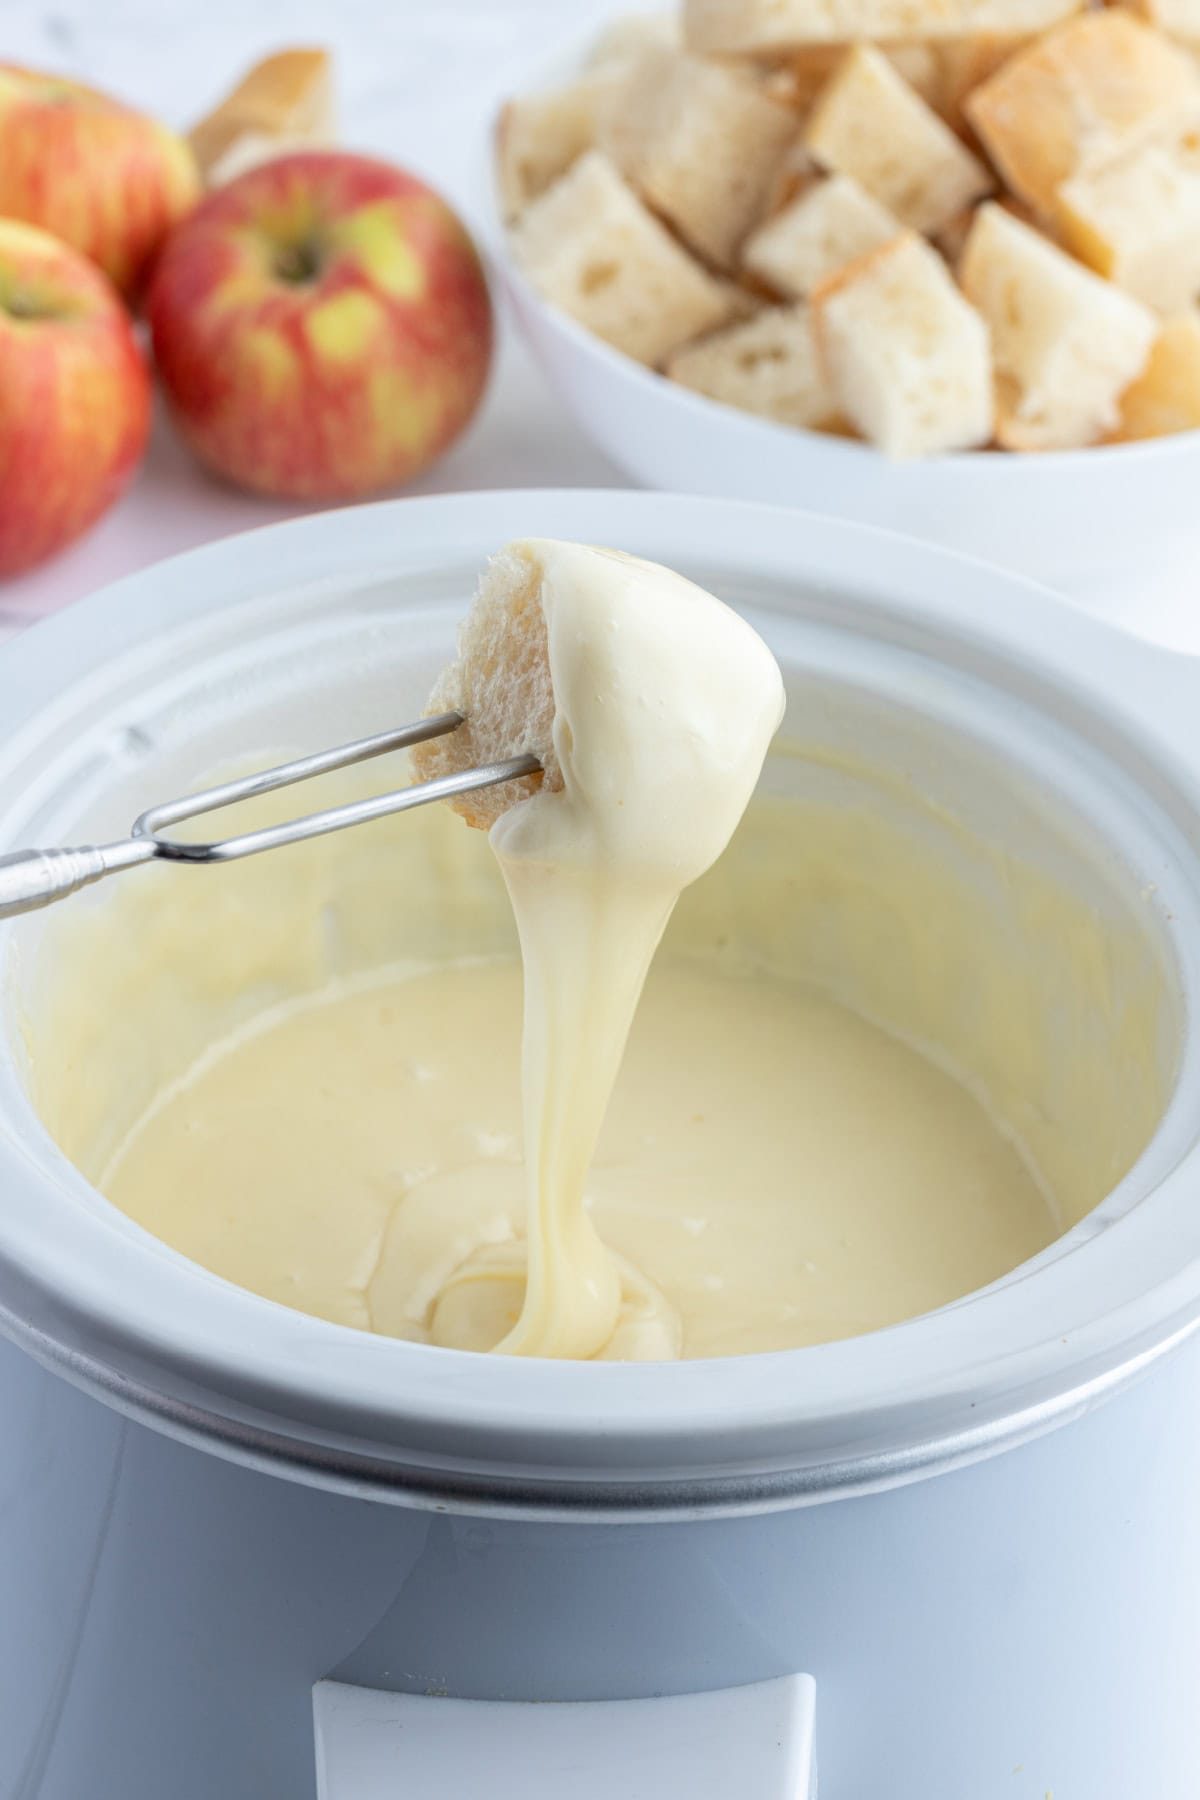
[887,42,944,104]
[683,0,1085,54]
[959,202,1156,448]
[496,70,627,219]
[1109,313,1200,439]
[1125,0,1200,40]
[510,151,735,366]
[935,33,1032,134]
[812,231,993,456]
[666,304,841,426]
[585,12,683,68]
[599,49,797,267]
[742,174,902,297]
[761,47,844,112]
[966,12,1200,215]
[765,41,939,113]
[497,21,683,220]
[805,46,993,235]
[1055,131,1200,312]
[410,547,560,830]
[189,50,334,181]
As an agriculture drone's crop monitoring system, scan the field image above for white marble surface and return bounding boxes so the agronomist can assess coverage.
[0,0,626,636]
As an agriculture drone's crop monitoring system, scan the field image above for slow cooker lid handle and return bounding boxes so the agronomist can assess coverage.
[313,1674,817,1798]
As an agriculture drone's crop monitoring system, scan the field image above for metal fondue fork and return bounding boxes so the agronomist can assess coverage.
[0,714,539,920]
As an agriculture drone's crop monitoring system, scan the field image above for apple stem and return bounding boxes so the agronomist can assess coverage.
[273,241,323,285]
[2,291,41,321]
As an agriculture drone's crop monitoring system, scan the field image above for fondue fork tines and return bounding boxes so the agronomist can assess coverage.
[0,714,538,920]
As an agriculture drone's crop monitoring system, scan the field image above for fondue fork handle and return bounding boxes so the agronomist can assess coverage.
[0,839,156,919]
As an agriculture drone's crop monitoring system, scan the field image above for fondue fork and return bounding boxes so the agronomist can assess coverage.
[0,714,539,920]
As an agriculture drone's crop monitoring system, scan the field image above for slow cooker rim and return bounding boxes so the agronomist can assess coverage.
[1,1258,1198,1520]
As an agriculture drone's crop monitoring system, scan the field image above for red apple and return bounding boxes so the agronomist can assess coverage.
[0,220,151,579]
[147,151,494,501]
[0,64,201,300]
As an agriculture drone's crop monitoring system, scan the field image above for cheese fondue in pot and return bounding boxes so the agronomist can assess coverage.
[23,544,1166,1363]
[96,954,1056,1360]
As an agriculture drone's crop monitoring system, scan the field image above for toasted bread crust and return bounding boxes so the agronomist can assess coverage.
[965,12,1199,215]
[682,0,1084,54]
[960,201,1157,448]
[189,49,334,179]
[805,45,993,235]
[1109,314,1200,440]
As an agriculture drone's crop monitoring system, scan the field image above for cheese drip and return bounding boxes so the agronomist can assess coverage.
[466,541,785,1357]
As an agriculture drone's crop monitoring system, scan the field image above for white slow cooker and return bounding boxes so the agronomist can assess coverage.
[0,490,1198,1800]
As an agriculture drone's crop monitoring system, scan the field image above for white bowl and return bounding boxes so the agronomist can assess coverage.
[480,23,1200,620]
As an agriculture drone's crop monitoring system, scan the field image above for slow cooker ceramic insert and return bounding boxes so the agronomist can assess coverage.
[0,492,1198,1800]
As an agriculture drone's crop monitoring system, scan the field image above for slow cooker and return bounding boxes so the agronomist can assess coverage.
[0,490,1198,1800]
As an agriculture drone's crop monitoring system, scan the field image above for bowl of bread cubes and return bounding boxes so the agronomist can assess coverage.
[488,1,1200,607]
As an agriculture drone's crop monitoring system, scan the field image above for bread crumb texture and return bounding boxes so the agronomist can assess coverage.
[960,202,1156,447]
[668,304,842,426]
[511,151,735,366]
[411,544,563,831]
[806,45,993,233]
[813,231,994,454]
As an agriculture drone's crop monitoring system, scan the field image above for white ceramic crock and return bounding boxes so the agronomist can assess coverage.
[480,19,1200,630]
[0,491,1199,1800]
